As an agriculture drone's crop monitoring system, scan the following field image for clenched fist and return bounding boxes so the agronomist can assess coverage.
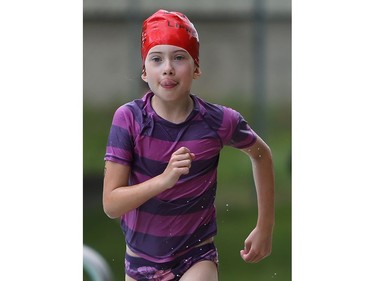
[161,147,195,189]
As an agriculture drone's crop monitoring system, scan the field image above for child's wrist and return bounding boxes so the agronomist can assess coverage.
[256,218,275,232]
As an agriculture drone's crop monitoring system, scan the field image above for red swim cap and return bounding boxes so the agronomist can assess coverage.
[141,10,200,66]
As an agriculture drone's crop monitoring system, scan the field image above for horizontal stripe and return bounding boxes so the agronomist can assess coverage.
[106,125,133,150]
[105,147,133,162]
[130,169,217,201]
[132,152,219,179]
[139,183,217,216]
[111,105,141,131]
[139,118,221,142]
[124,206,216,237]
[133,137,222,163]
[131,155,166,177]
[158,169,217,200]
[123,217,217,263]
[231,134,257,149]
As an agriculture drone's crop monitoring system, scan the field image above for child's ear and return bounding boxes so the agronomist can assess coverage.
[141,68,148,82]
[193,66,202,80]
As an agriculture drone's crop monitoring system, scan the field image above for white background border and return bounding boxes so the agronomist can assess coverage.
[1,1,374,280]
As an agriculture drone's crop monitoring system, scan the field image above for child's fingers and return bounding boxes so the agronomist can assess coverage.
[240,248,258,263]
[240,241,263,263]
[172,147,195,161]
[173,146,191,155]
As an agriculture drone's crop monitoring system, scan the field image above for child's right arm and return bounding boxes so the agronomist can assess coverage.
[102,146,195,218]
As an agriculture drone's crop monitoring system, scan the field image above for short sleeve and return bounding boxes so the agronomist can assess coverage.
[221,106,257,149]
[104,105,135,166]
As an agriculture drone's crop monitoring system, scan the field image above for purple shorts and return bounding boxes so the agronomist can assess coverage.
[125,242,219,280]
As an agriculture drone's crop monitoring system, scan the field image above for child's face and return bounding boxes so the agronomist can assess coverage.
[141,45,201,102]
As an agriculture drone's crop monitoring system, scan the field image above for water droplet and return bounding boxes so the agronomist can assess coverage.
[226,203,229,207]
[258,154,262,158]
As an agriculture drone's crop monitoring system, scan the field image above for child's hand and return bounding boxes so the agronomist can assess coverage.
[240,226,273,263]
[161,147,195,189]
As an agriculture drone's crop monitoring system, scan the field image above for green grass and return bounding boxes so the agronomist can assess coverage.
[83,99,291,280]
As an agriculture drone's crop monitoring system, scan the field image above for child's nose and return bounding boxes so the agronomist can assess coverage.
[163,60,174,75]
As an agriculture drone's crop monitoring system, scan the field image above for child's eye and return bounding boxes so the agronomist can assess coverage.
[175,55,185,61]
[150,57,162,63]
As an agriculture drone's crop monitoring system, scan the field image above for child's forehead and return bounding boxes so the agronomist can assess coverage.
[147,45,190,55]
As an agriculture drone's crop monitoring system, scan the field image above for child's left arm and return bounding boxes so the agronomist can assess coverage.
[239,134,275,263]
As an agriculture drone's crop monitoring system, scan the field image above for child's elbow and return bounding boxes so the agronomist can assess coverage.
[103,209,119,219]
[102,200,122,219]
[254,143,273,161]
[264,145,273,159]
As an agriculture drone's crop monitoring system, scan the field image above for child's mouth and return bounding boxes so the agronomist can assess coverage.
[160,79,178,89]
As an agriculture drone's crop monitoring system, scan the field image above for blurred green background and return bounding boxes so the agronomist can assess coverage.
[83,1,291,280]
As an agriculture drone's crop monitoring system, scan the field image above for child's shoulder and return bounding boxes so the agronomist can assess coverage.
[194,95,224,113]
[115,92,151,116]
[194,95,239,119]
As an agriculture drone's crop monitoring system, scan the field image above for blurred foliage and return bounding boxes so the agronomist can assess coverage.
[83,96,291,280]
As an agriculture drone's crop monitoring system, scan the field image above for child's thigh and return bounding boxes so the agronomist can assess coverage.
[180,260,218,281]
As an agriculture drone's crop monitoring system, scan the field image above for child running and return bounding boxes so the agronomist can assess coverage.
[103,9,275,281]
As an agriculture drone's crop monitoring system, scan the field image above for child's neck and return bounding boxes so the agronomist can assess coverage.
[151,95,194,124]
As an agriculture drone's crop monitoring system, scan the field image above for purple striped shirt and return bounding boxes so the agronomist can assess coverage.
[104,91,257,262]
